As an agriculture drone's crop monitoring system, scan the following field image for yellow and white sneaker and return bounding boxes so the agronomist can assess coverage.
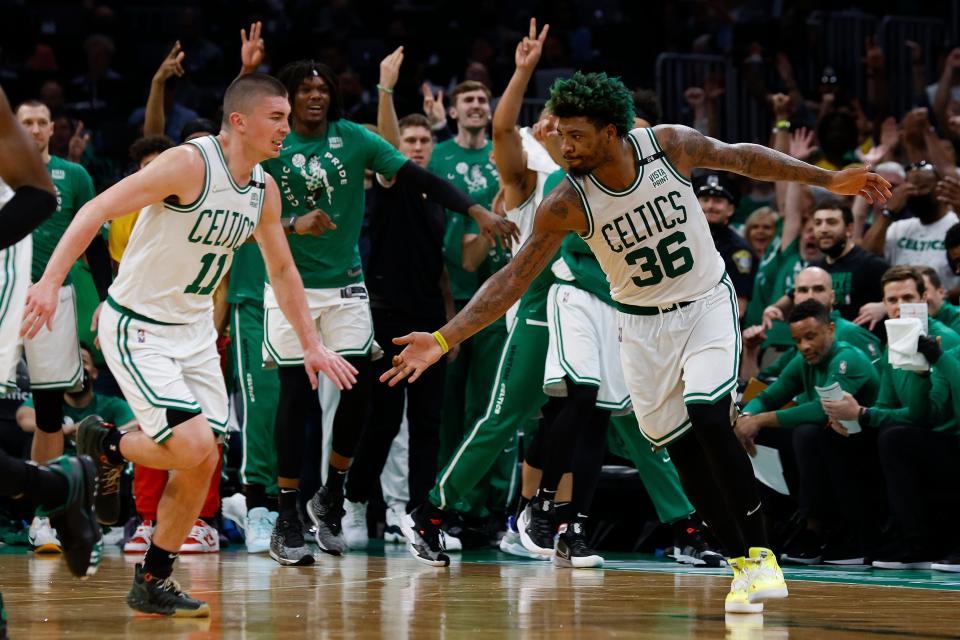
[725,557,763,613]
[747,547,788,602]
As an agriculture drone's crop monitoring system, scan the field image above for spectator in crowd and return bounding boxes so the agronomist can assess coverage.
[737,299,880,565]
[68,34,125,129]
[130,42,199,142]
[919,266,960,334]
[743,206,778,262]
[822,265,960,569]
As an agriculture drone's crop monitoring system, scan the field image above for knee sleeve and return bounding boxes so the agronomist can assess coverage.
[331,356,372,459]
[275,366,317,479]
[33,390,65,434]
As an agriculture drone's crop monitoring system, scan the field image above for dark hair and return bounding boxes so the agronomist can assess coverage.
[14,99,49,118]
[917,265,942,289]
[881,264,925,296]
[547,71,636,137]
[946,223,960,250]
[788,298,832,325]
[277,61,342,122]
[632,88,661,126]
[181,118,218,141]
[78,342,95,357]
[450,80,491,104]
[398,113,430,132]
[129,135,174,165]
[814,196,853,225]
[222,73,288,127]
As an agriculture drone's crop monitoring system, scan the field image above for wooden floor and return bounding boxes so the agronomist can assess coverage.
[3,546,960,639]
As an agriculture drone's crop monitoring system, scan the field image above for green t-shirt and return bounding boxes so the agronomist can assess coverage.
[227,243,267,304]
[34,156,96,282]
[910,345,960,434]
[744,237,809,348]
[935,302,960,336]
[744,340,880,428]
[428,139,500,301]
[23,392,135,428]
[264,121,407,289]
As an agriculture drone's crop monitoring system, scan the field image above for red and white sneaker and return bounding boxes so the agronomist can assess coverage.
[179,519,220,554]
[124,520,154,554]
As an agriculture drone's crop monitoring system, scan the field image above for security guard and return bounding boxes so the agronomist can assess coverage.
[695,171,756,319]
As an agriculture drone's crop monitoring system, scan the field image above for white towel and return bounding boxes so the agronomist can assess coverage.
[886,318,928,372]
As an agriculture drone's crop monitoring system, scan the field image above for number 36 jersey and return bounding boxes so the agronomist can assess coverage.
[569,127,725,308]
[109,135,265,324]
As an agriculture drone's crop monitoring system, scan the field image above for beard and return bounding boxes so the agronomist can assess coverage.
[567,164,592,177]
[820,236,847,259]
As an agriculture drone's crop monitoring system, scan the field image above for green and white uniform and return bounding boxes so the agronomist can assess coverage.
[569,128,738,447]
[0,179,32,389]
[24,156,94,390]
[100,135,264,442]
[262,121,407,362]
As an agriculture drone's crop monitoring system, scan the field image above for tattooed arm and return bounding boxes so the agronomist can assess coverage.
[380,182,585,386]
[654,124,892,203]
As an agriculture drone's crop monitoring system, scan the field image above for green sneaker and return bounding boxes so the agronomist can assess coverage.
[36,455,102,578]
[127,563,210,617]
[74,415,123,525]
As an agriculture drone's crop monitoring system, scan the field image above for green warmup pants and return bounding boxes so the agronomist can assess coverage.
[431,314,550,513]
[608,413,693,524]
[439,306,512,517]
[230,302,280,494]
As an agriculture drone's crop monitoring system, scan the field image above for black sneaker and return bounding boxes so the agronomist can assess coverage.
[126,563,210,617]
[932,548,960,573]
[822,542,867,566]
[400,506,449,567]
[270,512,315,566]
[307,487,346,556]
[872,547,933,570]
[74,415,123,525]
[38,455,103,578]
[520,497,556,557]
[1,592,7,640]
[780,529,824,565]
[553,522,604,568]
[670,517,725,568]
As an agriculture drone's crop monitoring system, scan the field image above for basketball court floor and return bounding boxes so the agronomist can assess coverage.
[3,544,959,639]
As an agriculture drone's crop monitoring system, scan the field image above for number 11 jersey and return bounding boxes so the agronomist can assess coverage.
[109,135,265,324]
[568,127,725,308]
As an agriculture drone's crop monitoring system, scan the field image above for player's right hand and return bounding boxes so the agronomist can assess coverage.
[21,279,59,339]
[295,209,337,236]
[468,204,520,249]
[304,343,357,391]
[380,332,444,386]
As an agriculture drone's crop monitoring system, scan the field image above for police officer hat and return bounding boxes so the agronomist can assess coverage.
[693,172,739,205]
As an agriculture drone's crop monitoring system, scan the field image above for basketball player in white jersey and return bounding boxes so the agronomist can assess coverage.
[381,71,891,612]
[21,73,357,617]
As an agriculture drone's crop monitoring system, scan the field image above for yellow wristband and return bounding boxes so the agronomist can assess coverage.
[774,119,790,130]
[431,331,450,354]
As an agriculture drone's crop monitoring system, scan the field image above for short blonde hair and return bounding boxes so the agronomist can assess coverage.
[744,206,778,235]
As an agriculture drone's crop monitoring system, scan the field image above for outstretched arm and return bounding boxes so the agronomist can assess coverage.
[377,47,403,149]
[380,182,584,385]
[655,124,892,203]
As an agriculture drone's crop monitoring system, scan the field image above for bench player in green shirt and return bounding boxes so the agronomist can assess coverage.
[257,58,515,565]
[919,266,960,335]
[16,100,113,547]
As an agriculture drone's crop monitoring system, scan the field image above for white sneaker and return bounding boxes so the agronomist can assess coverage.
[245,507,276,554]
[342,499,369,549]
[222,493,248,533]
[29,516,62,554]
[179,519,220,553]
[440,530,462,552]
[124,520,154,554]
[384,505,405,543]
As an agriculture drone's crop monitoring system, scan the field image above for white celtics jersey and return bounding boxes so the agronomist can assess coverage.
[568,128,725,308]
[109,135,265,324]
[506,127,561,245]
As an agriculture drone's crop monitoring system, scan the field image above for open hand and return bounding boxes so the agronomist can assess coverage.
[469,204,520,249]
[827,166,892,204]
[379,332,445,386]
[379,46,404,91]
[788,127,817,161]
[303,343,357,391]
[853,301,886,330]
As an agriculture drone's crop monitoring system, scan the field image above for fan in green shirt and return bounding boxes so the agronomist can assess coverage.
[918,266,960,336]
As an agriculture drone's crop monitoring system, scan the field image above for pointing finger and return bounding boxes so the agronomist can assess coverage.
[529,17,537,40]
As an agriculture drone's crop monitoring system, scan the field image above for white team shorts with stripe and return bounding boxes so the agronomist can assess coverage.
[99,300,228,443]
[263,283,373,366]
[0,237,32,389]
[617,274,741,448]
[543,282,631,414]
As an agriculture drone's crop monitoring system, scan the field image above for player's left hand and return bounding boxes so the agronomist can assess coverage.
[380,332,445,386]
[515,18,549,72]
[827,165,892,204]
[304,343,357,391]
[21,279,59,339]
[821,391,861,421]
[468,204,520,249]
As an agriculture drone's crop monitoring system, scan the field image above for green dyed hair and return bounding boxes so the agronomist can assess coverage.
[547,71,636,137]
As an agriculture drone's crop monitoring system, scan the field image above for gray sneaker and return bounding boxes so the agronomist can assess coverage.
[307,487,346,556]
[269,513,315,566]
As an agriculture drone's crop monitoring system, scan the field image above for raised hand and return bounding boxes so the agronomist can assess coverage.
[379,46,404,91]
[769,92,791,119]
[67,121,91,163]
[788,127,816,161]
[154,41,185,84]
[879,116,899,150]
[684,87,705,109]
[827,166,892,204]
[294,209,337,236]
[240,21,266,73]
[936,175,960,211]
[515,18,549,71]
[422,83,446,128]
[379,332,445,386]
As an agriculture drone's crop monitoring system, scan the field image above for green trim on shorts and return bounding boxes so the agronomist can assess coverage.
[642,418,693,447]
[115,315,200,412]
[683,274,741,405]
[553,285,601,386]
[597,395,632,412]
[262,310,305,367]
[107,296,183,326]
[153,426,175,444]
[166,141,211,212]
[335,328,374,357]
[645,128,692,187]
